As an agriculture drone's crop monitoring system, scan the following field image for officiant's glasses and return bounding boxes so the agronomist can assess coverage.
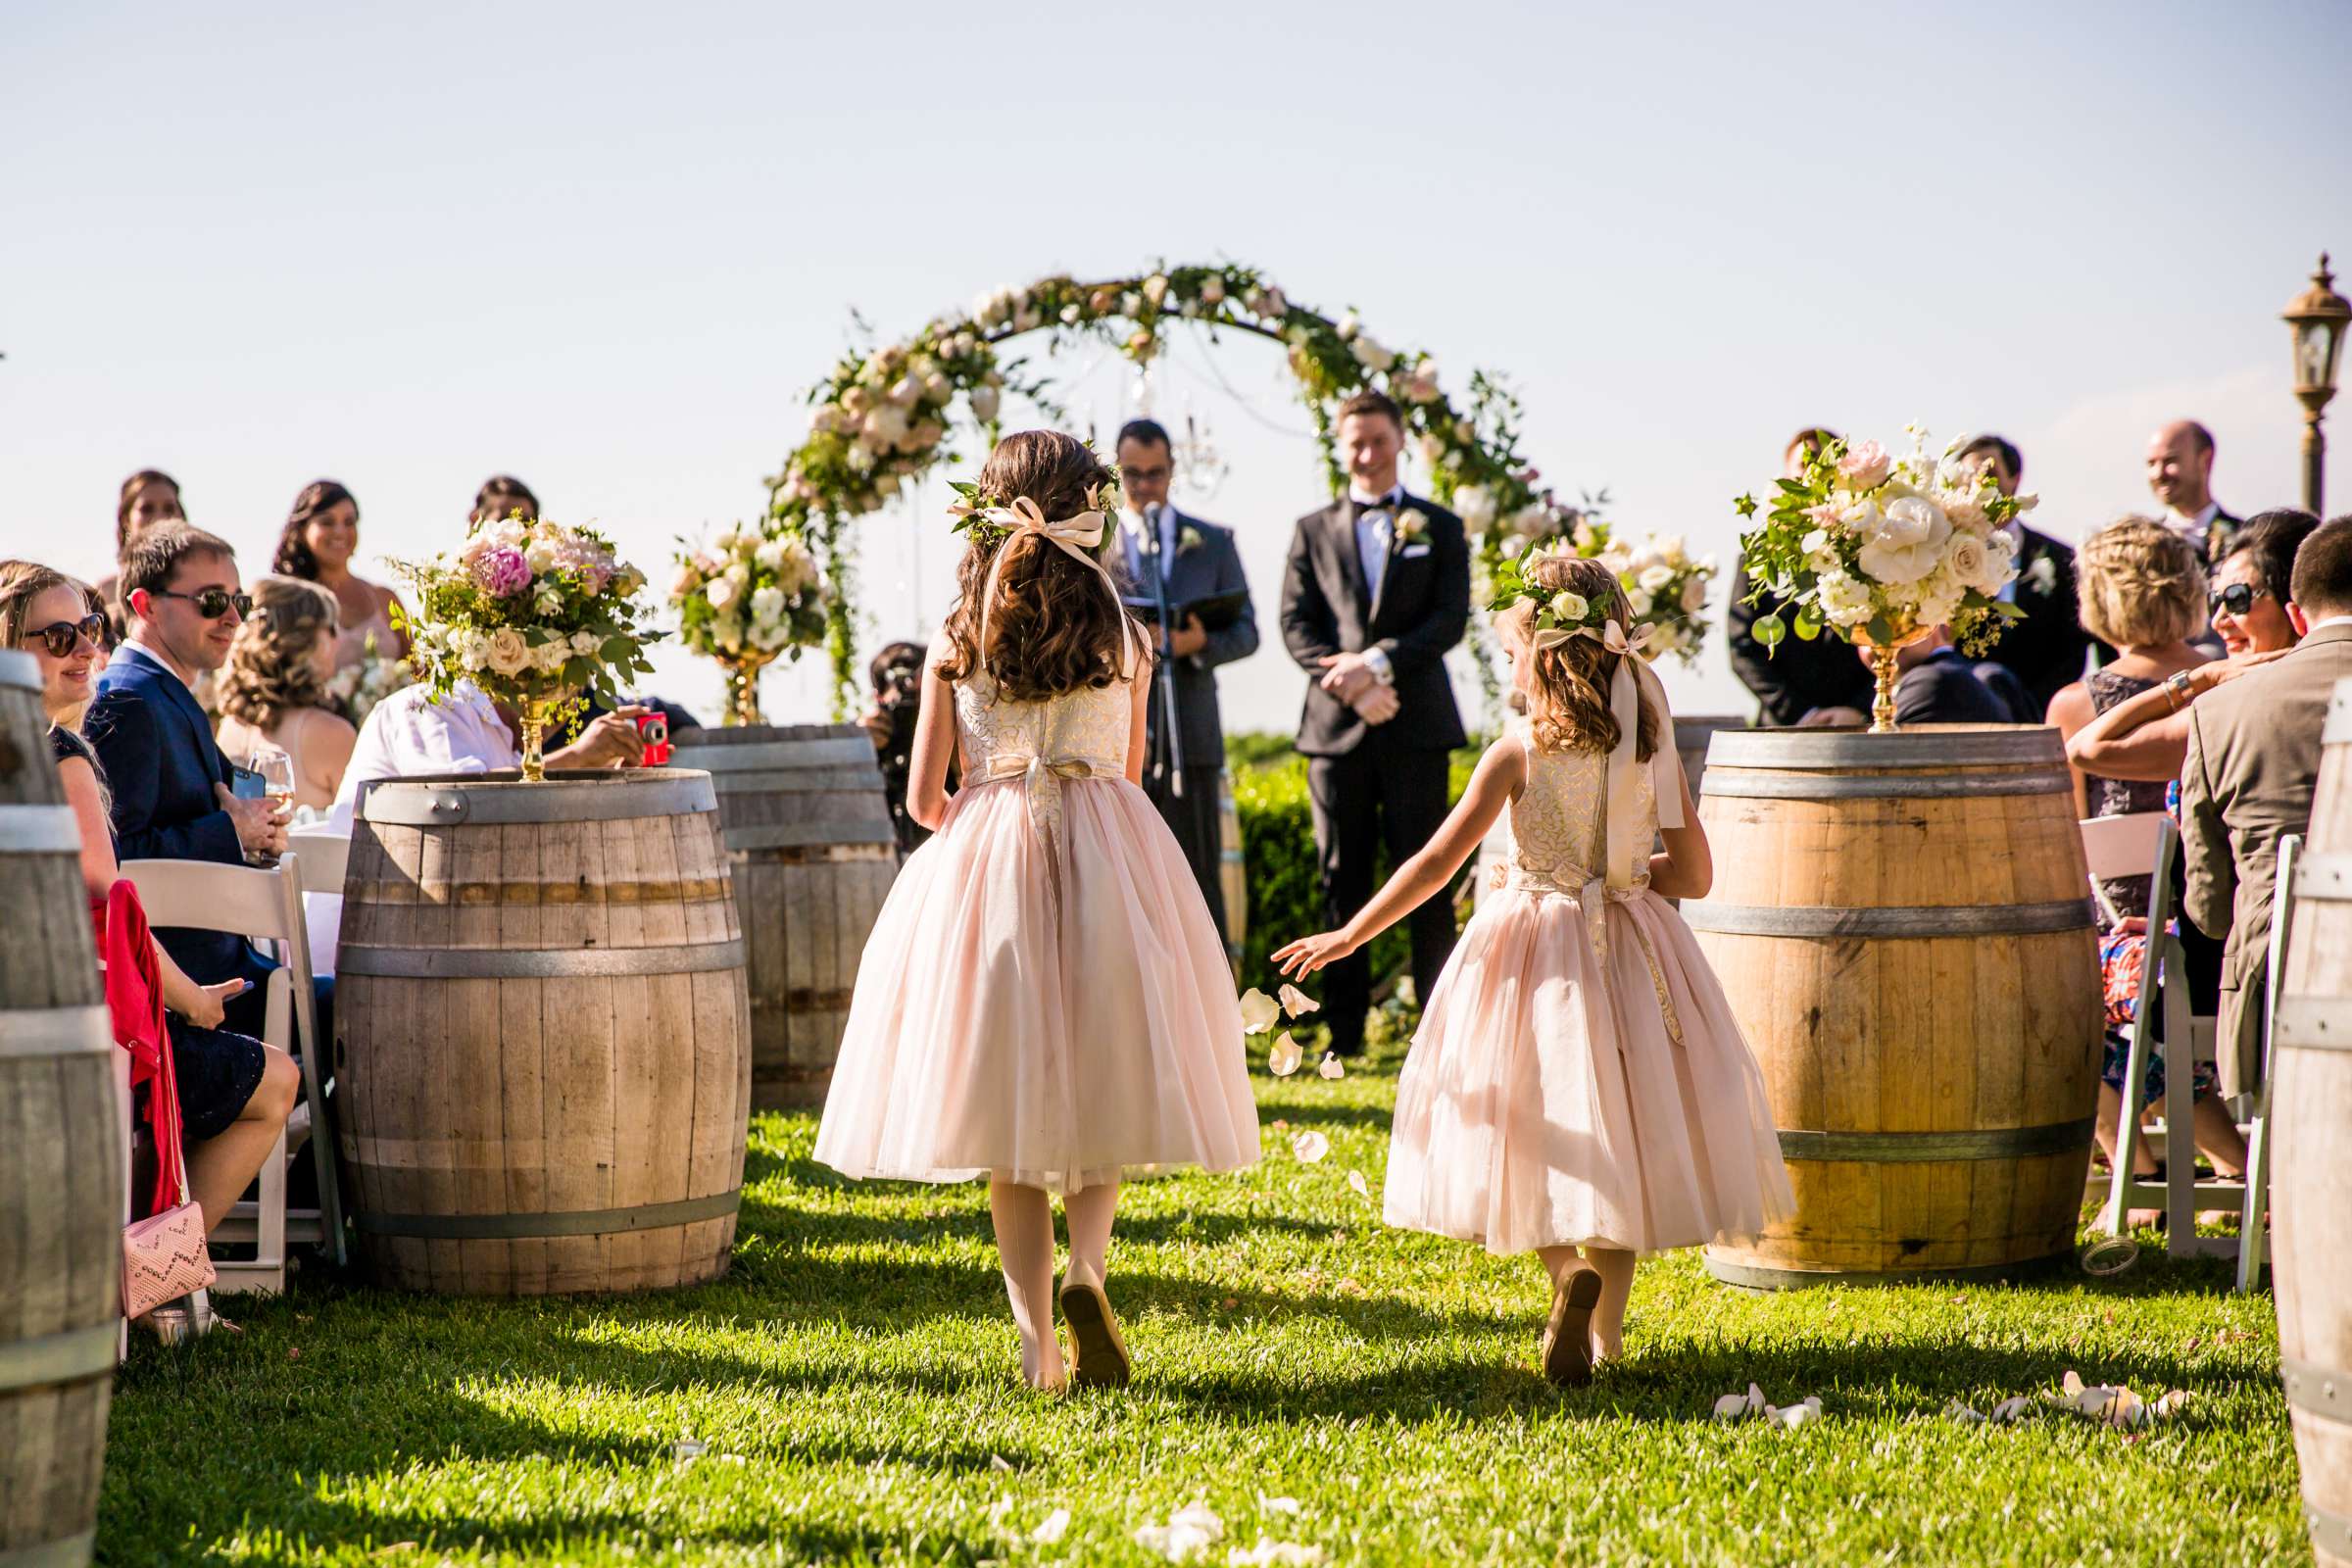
[2208,583,2267,617]
[154,586,254,619]
[24,612,107,658]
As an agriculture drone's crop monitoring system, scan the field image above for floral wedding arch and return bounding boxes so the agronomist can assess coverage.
[674,261,1712,718]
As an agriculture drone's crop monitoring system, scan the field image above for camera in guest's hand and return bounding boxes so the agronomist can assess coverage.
[867,640,935,854]
[634,712,672,767]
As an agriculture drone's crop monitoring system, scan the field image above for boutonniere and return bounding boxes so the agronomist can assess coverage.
[1178,522,1204,554]
[1392,508,1427,544]
[2026,556,2058,596]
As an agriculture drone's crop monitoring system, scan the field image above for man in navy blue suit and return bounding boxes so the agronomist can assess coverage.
[85,524,307,1040]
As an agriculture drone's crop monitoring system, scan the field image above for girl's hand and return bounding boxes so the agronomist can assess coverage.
[180,977,249,1031]
[1271,930,1358,977]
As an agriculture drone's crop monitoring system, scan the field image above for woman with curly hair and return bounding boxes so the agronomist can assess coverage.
[271,479,409,672]
[215,575,358,809]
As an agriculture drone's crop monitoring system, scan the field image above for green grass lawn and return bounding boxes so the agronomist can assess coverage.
[103,1050,2303,1566]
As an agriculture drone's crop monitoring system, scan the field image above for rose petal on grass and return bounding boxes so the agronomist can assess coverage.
[1033,1508,1071,1544]
[1293,1130,1330,1163]
[1712,1392,1751,1422]
[1239,989,1281,1034]
[1137,1503,1227,1563]
[1279,984,1322,1018]
[1267,1033,1303,1077]
[1228,1540,1326,1566]
[1948,1401,1985,1424]
[1317,1053,1345,1080]
[2154,1389,2190,1419]
[1256,1494,1302,1516]
[1990,1396,2034,1423]
[1347,1169,1369,1198]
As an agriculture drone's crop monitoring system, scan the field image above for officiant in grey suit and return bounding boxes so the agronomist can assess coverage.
[1113,417,1259,946]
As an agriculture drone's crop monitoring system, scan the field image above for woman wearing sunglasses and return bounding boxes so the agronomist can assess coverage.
[1,560,298,1246]
[2065,509,2319,783]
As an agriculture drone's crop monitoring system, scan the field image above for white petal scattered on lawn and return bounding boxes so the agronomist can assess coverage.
[1239,989,1282,1035]
[1347,1169,1370,1198]
[1137,1502,1227,1563]
[1267,1033,1303,1077]
[1712,1392,1750,1422]
[988,1496,1015,1525]
[1990,1396,2034,1423]
[1293,1130,1330,1164]
[2154,1389,2191,1419]
[1317,1053,1346,1080]
[1256,1494,1302,1516]
[1279,983,1322,1018]
[1033,1508,1071,1544]
[989,1453,1013,1472]
[1767,1396,1823,1430]
[1746,1383,1766,1415]
[672,1438,707,1466]
[1947,1401,1985,1424]
[1228,1539,1327,1566]
[1714,1385,1821,1427]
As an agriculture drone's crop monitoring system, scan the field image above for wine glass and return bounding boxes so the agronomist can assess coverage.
[247,745,295,865]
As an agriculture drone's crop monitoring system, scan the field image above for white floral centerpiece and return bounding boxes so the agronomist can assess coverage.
[323,630,413,730]
[1735,425,2032,731]
[389,514,657,779]
[669,525,827,726]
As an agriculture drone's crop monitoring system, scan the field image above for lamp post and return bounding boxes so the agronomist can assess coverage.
[2282,253,2350,514]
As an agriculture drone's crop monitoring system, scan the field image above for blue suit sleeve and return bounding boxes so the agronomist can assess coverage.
[83,690,242,864]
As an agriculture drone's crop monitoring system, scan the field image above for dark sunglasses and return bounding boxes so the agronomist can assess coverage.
[2208,583,2267,617]
[23,612,108,659]
[153,586,253,619]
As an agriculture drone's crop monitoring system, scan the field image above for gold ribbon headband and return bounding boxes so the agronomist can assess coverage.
[968,496,1139,676]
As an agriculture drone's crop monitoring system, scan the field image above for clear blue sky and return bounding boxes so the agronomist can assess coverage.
[6,0,2348,729]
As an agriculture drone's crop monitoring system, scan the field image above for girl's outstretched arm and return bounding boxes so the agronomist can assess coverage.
[1272,735,1526,977]
[1647,763,1712,901]
[906,632,961,831]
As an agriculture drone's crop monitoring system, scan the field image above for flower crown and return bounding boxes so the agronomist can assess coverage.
[1487,543,1618,644]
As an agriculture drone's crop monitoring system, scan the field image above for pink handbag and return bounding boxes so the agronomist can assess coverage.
[123,1197,215,1320]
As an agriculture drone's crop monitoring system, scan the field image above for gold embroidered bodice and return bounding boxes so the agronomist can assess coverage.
[955,674,1132,783]
[1502,737,1656,896]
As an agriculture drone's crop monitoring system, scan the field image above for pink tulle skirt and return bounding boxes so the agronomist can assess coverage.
[814,774,1261,1195]
[1385,886,1794,1254]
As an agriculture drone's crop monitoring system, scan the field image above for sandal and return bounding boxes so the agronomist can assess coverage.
[1541,1266,1603,1388]
[1059,1277,1131,1388]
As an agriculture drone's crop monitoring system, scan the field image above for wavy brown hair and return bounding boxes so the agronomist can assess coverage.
[937,430,1139,701]
[1494,555,1660,760]
[218,576,340,729]
[115,469,183,556]
[271,479,359,580]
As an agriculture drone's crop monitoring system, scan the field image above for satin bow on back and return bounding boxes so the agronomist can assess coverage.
[969,496,1141,677]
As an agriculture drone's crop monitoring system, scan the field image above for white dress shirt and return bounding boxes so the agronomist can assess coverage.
[2307,613,2352,634]
[1347,484,1405,685]
[2164,500,2222,555]
[1120,503,1181,585]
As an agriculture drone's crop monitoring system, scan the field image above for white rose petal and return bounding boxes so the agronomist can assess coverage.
[1278,983,1320,1018]
[1266,1032,1302,1076]
[1292,1130,1329,1163]
[1238,988,1281,1034]
[1032,1508,1071,1544]
[1317,1053,1345,1081]
[1346,1169,1369,1198]
[1256,1494,1301,1517]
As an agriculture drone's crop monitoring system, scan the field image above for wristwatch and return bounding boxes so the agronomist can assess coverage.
[2164,669,2196,710]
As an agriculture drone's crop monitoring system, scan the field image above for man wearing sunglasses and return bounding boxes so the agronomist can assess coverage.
[85,523,301,1040]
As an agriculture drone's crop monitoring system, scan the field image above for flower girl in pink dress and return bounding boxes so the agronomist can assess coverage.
[815,430,1260,1391]
[1275,552,1791,1386]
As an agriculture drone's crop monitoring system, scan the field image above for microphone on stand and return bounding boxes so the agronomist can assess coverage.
[1140,501,1187,800]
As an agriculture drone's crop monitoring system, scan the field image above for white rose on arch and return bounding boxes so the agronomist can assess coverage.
[1638,563,1676,593]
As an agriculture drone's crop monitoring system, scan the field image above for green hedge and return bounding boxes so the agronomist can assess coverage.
[1226,733,1481,994]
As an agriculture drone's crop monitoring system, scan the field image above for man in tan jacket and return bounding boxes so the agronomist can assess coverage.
[2181,515,2352,1095]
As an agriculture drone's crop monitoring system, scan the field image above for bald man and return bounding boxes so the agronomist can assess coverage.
[2145,419,2242,565]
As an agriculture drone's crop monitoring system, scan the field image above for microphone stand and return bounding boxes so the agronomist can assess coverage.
[1142,506,1187,799]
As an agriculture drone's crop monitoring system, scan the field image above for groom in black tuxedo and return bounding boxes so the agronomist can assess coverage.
[1279,389,1471,1054]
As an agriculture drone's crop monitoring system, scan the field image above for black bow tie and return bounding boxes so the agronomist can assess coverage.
[1352,494,1398,518]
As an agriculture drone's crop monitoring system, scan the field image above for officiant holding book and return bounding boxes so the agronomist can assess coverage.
[1113,417,1260,945]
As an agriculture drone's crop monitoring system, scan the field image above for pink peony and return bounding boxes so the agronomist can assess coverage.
[1838,440,1893,490]
[472,545,532,598]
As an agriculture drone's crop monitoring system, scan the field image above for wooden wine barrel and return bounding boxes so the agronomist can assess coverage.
[1689,724,2103,1288]
[337,768,751,1296]
[664,724,896,1109]
[0,650,121,1568]
[2274,677,2352,1567]
[1218,771,1248,962]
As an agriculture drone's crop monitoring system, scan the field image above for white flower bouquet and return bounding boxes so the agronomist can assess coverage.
[1735,426,2033,727]
[669,525,828,725]
[389,514,657,776]
[323,629,412,729]
[1468,491,1716,666]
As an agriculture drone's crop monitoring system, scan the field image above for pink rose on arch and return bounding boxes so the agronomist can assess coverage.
[1838,440,1893,490]
[472,545,532,598]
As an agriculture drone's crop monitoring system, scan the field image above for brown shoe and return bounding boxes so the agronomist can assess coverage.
[1541,1266,1603,1388]
[1059,1277,1132,1388]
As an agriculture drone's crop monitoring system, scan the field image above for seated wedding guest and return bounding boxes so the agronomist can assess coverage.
[1863,626,2024,725]
[331,678,648,819]
[270,479,409,670]
[1957,434,2088,719]
[84,524,300,1041]
[215,576,359,810]
[3,560,297,1239]
[2181,514,2352,1100]
[470,473,540,525]
[2064,510,2319,784]
[1728,427,1873,724]
[2042,518,2242,1206]
[93,467,186,643]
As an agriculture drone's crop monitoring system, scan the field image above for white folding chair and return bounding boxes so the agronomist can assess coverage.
[285,823,350,979]
[2083,813,2251,1258]
[119,854,346,1288]
[2235,832,2301,1292]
